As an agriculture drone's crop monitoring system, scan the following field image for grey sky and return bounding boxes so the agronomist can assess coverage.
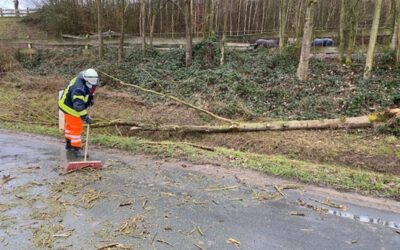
[0,0,39,9]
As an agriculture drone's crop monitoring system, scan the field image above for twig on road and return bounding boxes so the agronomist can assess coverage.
[205,185,240,192]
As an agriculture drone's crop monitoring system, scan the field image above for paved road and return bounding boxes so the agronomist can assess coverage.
[0,131,399,249]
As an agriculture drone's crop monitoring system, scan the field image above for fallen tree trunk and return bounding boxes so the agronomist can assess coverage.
[92,110,400,133]
[128,115,372,133]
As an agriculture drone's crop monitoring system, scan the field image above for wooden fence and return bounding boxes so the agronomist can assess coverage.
[0,8,38,17]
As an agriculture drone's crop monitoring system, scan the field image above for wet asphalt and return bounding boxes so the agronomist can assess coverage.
[0,131,399,250]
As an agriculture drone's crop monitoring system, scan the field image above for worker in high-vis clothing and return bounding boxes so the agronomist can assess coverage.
[59,68,98,158]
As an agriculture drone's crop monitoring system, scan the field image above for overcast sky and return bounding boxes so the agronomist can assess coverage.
[0,0,39,9]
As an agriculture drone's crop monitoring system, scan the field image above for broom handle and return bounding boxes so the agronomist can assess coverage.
[84,108,90,162]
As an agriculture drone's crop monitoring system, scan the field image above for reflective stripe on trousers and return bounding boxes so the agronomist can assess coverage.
[64,113,83,147]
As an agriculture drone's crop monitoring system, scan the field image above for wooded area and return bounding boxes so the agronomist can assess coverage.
[29,0,392,39]
[22,0,400,80]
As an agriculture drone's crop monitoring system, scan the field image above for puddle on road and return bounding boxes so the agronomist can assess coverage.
[328,210,400,230]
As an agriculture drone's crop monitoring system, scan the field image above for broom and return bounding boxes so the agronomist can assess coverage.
[66,111,102,172]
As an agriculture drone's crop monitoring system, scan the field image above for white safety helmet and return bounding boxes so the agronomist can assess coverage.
[82,68,99,86]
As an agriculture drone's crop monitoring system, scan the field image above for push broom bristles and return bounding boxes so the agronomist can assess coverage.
[66,160,102,172]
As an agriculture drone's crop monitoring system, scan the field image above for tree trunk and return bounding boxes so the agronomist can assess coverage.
[171,0,175,38]
[253,0,259,33]
[237,0,242,35]
[97,0,103,60]
[346,0,358,65]
[229,0,233,35]
[118,0,125,62]
[338,0,346,64]
[192,0,196,35]
[297,0,317,81]
[128,116,373,133]
[247,0,253,33]
[324,0,336,30]
[204,0,215,37]
[391,19,398,50]
[210,0,216,36]
[184,0,193,67]
[261,0,266,33]
[149,0,159,48]
[295,0,305,47]
[387,0,396,46]
[220,0,229,65]
[140,0,146,52]
[160,0,163,36]
[215,0,219,34]
[244,0,248,34]
[279,0,289,50]
[397,0,400,64]
[364,0,383,80]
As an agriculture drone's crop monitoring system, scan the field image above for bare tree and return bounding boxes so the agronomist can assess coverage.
[396,0,400,64]
[261,0,267,33]
[346,0,360,65]
[279,0,289,50]
[97,0,103,60]
[391,0,399,50]
[204,0,215,37]
[236,0,242,35]
[230,0,234,35]
[243,0,248,34]
[149,0,161,48]
[391,19,398,50]
[338,0,346,64]
[386,0,396,46]
[297,0,317,81]
[364,0,383,80]
[171,0,175,38]
[118,0,126,62]
[140,0,146,52]
[220,0,229,65]
[184,0,193,66]
[295,0,306,47]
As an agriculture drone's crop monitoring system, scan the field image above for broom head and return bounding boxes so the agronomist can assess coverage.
[66,161,102,172]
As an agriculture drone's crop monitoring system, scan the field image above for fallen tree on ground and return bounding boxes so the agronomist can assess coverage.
[96,71,400,133]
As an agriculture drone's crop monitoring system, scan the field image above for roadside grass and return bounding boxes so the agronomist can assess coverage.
[0,122,399,199]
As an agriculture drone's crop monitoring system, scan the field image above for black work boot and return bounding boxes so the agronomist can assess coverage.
[71,147,84,158]
[65,139,72,150]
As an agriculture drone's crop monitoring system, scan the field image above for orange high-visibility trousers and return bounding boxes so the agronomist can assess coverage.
[64,113,83,148]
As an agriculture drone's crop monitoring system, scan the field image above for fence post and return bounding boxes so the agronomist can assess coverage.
[82,34,91,57]
[27,35,32,49]
[0,9,3,17]
[27,8,29,15]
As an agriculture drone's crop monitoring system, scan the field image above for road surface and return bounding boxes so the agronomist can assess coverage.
[0,131,399,249]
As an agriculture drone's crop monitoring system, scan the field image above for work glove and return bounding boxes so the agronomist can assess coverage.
[88,95,94,107]
[81,115,92,125]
